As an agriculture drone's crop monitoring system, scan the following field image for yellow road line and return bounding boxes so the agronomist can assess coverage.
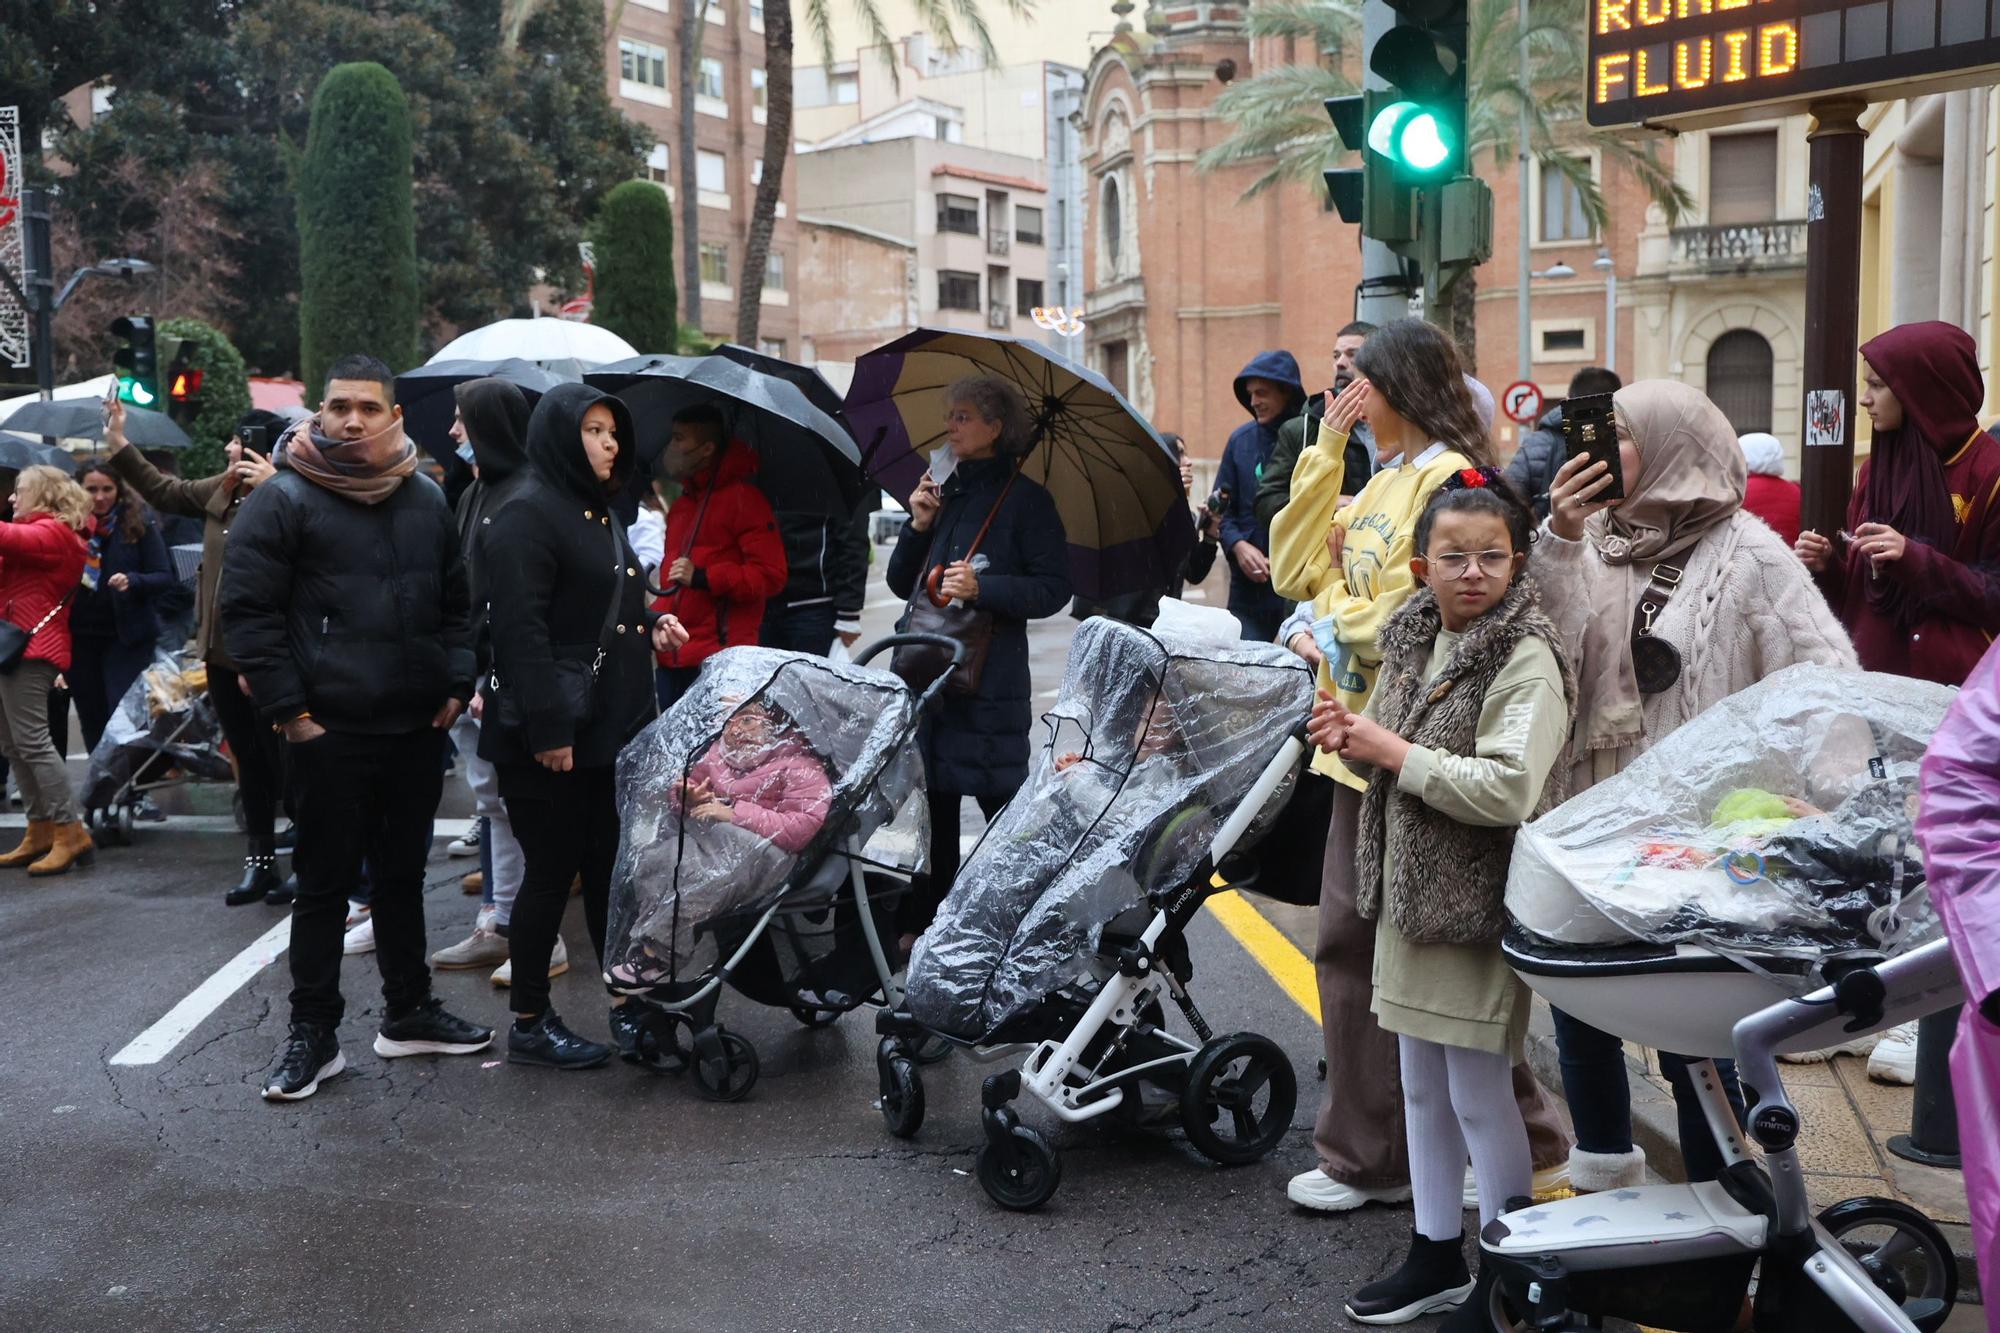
[1203,888,1320,1022]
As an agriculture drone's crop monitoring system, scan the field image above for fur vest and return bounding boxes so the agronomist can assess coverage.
[1355,578,1576,945]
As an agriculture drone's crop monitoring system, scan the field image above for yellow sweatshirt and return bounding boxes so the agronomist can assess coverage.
[1269,432,1474,787]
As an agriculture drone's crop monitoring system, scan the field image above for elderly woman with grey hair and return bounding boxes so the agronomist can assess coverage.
[887,375,1072,947]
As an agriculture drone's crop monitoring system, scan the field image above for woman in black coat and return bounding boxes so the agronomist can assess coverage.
[71,461,175,752]
[480,383,688,1069]
[887,375,1071,943]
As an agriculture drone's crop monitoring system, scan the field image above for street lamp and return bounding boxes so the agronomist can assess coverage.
[1536,261,1576,280]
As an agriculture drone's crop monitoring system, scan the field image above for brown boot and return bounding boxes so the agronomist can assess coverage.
[0,820,57,868]
[28,821,94,876]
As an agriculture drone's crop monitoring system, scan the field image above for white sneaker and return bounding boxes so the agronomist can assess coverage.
[489,935,568,988]
[1867,1022,1918,1085]
[447,825,482,858]
[1464,1161,1573,1209]
[342,915,376,956]
[1287,1168,1412,1212]
[1780,1034,1877,1064]
[431,915,508,970]
[344,899,370,928]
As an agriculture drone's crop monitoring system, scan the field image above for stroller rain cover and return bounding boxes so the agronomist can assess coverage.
[82,650,233,810]
[904,617,1315,1042]
[1506,663,1956,987]
[607,647,927,981]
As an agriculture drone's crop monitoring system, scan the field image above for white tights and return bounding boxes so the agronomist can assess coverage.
[1400,1035,1533,1241]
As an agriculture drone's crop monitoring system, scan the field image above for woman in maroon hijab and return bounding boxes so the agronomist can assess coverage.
[1798,321,2000,687]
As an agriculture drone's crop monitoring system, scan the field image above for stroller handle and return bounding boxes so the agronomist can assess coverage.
[851,633,966,669]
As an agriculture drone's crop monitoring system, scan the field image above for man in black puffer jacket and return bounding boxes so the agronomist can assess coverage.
[223,353,491,1104]
[762,495,870,656]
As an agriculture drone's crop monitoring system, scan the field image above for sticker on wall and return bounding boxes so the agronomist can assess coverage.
[1806,389,1845,448]
[1807,183,1825,224]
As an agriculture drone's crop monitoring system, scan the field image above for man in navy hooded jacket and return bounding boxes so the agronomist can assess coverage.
[1215,349,1305,642]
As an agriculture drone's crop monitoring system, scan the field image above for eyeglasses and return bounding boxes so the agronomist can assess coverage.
[1428,550,1514,579]
[946,411,983,426]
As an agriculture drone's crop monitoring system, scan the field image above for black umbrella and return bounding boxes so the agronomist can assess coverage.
[394,357,575,465]
[0,399,189,449]
[0,433,78,474]
[583,354,865,517]
[710,344,854,434]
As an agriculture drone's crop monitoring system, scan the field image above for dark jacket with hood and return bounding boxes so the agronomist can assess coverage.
[70,503,174,649]
[451,378,535,675]
[887,454,1071,797]
[479,383,659,771]
[1216,350,1304,629]
[1501,405,1565,521]
[1253,389,1376,531]
[763,469,871,634]
[652,436,788,669]
[220,423,475,735]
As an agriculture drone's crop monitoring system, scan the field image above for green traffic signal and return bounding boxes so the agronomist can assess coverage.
[110,314,159,407]
[1368,101,1453,175]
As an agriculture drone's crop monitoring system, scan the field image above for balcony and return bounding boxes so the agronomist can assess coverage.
[987,232,1011,258]
[1669,221,1808,274]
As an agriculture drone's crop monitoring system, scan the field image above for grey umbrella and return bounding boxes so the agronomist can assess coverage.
[0,433,78,474]
[0,399,190,449]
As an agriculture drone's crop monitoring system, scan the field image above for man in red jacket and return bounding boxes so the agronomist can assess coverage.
[651,405,788,707]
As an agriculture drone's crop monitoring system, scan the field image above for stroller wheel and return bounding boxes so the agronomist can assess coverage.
[1818,1197,1958,1321]
[909,1032,953,1066]
[633,1007,691,1076]
[116,804,136,841]
[976,1122,1061,1212]
[789,1003,841,1029]
[1180,1032,1297,1166]
[690,1027,759,1102]
[877,1042,925,1139]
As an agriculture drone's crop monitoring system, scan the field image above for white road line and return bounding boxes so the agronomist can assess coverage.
[866,596,905,611]
[109,915,295,1066]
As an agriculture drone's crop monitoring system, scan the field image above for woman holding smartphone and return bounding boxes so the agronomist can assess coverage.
[104,399,285,905]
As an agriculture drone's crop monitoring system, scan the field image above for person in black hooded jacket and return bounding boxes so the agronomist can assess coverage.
[479,382,690,1069]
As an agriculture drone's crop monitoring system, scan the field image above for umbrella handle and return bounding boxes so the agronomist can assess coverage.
[924,564,952,609]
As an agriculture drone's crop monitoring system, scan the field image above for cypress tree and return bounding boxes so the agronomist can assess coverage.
[589,180,678,354]
[296,62,418,399]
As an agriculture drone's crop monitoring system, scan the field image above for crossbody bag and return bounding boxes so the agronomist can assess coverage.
[492,521,628,730]
[891,466,1020,697]
[0,591,74,675]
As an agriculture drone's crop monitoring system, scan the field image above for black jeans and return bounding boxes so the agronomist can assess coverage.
[759,599,838,656]
[285,728,445,1029]
[207,663,285,846]
[69,631,157,754]
[500,763,617,1020]
[1549,1007,1749,1182]
[902,788,1012,934]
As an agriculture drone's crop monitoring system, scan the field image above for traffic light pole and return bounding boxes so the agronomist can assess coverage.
[1356,0,1412,327]
[1800,98,1868,542]
[23,186,55,404]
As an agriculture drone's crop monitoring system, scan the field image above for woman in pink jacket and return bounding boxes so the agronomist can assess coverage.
[1915,637,2000,1302]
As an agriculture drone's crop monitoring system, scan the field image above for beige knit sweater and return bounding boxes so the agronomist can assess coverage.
[1534,510,1860,797]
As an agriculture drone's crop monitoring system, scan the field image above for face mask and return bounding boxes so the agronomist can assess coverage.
[455,442,476,466]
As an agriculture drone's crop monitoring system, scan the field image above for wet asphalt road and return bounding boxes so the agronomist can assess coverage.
[0,557,1448,1333]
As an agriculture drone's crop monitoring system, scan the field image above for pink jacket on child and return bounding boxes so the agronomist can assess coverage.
[684,741,832,855]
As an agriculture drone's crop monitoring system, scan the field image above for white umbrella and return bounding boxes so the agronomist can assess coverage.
[428,318,639,374]
[0,374,118,424]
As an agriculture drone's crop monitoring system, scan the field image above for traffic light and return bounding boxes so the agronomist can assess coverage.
[164,339,203,427]
[110,315,159,407]
[1324,91,1416,244]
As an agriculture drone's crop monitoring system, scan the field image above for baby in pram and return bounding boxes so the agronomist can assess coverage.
[609,699,834,988]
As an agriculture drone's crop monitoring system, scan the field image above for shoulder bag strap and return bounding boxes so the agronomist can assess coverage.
[1631,561,1684,643]
[923,464,1022,608]
[591,520,628,678]
[23,589,73,636]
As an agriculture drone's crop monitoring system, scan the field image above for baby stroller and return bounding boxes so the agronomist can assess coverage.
[605,637,958,1101]
[80,650,235,846]
[1486,664,1964,1332]
[875,617,1316,1210]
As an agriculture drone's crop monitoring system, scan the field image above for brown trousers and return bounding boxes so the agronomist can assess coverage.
[1312,781,1572,1185]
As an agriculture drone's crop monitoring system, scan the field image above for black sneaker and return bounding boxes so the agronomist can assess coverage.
[372,997,494,1058]
[266,873,297,907]
[508,1010,612,1070]
[262,1022,344,1102]
[135,796,167,823]
[608,1002,647,1061]
[1344,1231,1473,1325]
[226,856,281,907]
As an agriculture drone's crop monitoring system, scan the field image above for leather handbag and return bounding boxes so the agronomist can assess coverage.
[1630,561,1685,696]
[492,523,628,730]
[892,467,1019,696]
[0,591,73,675]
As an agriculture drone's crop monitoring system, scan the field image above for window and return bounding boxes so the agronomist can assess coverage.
[618,39,668,90]
[758,338,786,358]
[832,72,859,105]
[1101,178,1122,268]
[752,69,768,112]
[1706,330,1774,432]
[1103,341,1130,397]
[764,250,786,291]
[697,150,727,194]
[645,143,670,184]
[698,57,726,100]
[1709,131,1779,226]
[750,0,766,31]
[1015,206,1045,245]
[937,193,980,236]
[937,270,981,311]
[1542,328,1587,353]
[1539,161,1593,243]
[1016,277,1044,317]
[752,158,763,185]
[700,242,730,287]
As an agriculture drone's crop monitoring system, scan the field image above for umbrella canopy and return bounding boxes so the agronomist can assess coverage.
[430,318,638,375]
[0,398,190,450]
[710,343,853,433]
[844,328,1192,603]
[0,374,117,423]
[394,358,576,464]
[583,354,865,518]
[0,433,78,474]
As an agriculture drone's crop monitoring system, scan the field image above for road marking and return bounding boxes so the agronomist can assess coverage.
[1204,888,1319,1022]
[109,915,295,1066]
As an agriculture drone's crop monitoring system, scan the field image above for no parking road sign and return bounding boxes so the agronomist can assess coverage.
[1502,380,1543,427]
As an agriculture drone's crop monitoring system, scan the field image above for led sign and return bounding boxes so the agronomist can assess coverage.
[1589,1,2000,129]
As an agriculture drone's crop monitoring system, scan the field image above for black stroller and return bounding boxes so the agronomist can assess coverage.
[81,650,236,845]
[875,617,1317,1209]
[605,637,958,1100]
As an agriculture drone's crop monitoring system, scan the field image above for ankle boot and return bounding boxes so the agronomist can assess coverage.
[29,822,95,876]
[227,844,281,906]
[1437,1259,1503,1333]
[0,819,57,868]
[1344,1231,1473,1325]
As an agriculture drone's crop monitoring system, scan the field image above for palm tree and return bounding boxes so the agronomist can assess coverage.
[1198,0,1689,356]
[735,0,1033,346]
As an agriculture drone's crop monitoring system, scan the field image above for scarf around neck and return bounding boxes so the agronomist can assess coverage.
[281,414,419,505]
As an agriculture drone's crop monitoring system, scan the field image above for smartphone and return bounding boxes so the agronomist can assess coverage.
[239,424,270,454]
[1562,391,1623,502]
[101,383,117,428]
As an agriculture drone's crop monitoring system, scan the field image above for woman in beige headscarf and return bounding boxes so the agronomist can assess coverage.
[1534,379,1856,1193]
